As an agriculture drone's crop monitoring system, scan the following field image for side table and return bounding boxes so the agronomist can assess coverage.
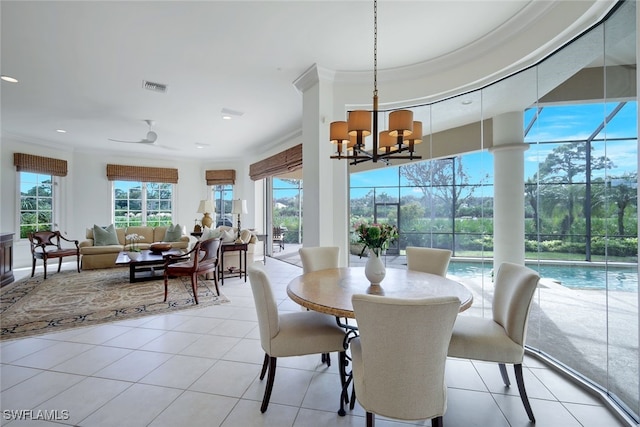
[219,242,248,285]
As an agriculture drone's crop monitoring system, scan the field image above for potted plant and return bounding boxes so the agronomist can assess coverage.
[125,233,144,261]
[353,222,398,291]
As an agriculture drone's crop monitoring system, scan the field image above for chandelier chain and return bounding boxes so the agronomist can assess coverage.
[373,0,377,96]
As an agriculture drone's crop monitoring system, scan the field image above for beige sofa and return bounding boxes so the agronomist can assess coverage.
[79,225,190,270]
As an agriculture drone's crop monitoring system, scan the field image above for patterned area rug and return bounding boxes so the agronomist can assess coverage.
[0,268,229,340]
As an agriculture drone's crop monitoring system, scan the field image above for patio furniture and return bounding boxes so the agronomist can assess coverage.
[28,230,80,279]
[351,294,460,427]
[406,246,452,277]
[272,226,285,252]
[447,262,540,422]
[247,262,347,413]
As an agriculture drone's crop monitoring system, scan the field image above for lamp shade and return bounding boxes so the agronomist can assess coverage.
[231,199,248,215]
[347,110,372,136]
[330,121,350,144]
[197,199,215,214]
[406,121,423,144]
[388,110,413,137]
[379,131,398,152]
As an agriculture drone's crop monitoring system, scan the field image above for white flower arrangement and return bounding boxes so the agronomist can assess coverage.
[125,233,145,252]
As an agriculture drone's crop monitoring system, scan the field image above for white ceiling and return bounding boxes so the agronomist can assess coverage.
[1,1,619,161]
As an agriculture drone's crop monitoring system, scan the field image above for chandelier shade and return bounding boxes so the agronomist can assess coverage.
[329,0,422,165]
[348,110,373,136]
[330,121,350,145]
[388,110,413,137]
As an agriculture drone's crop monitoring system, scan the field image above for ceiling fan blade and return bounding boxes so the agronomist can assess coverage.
[155,144,178,151]
[108,138,155,144]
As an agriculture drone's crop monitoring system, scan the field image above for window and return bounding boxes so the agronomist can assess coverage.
[211,185,233,227]
[113,181,174,227]
[19,172,54,238]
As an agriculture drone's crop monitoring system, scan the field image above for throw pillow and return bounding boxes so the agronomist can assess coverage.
[93,224,120,246]
[239,229,252,243]
[221,229,235,243]
[164,224,183,242]
[199,226,213,241]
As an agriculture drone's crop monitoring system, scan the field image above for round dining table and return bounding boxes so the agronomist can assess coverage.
[287,267,473,318]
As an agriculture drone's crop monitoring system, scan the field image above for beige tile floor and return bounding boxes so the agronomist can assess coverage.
[0,260,632,426]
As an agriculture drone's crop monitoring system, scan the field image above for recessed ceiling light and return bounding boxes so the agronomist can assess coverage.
[56,129,67,133]
[221,108,244,120]
[1,75,18,83]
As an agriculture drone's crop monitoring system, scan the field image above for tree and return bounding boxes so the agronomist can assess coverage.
[608,173,638,235]
[538,142,614,236]
[400,157,487,218]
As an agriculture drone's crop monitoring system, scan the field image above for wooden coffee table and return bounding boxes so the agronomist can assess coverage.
[115,249,184,283]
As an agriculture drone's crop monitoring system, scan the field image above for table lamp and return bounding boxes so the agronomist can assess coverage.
[231,199,248,239]
[197,199,215,230]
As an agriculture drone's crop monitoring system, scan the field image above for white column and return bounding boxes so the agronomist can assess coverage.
[489,112,528,271]
[294,65,350,266]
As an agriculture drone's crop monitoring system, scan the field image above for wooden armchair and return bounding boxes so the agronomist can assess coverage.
[272,227,285,252]
[28,230,80,279]
[163,237,221,305]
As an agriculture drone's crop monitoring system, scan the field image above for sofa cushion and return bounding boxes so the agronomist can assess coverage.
[163,224,183,242]
[93,224,120,246]
[125,226,154,245]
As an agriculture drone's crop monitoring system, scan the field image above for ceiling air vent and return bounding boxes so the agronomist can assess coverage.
[142,80,168,93]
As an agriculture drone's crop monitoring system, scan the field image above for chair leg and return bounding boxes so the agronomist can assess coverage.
[366,412,375,427]
[163,274,169,302]
[259,353,269,380]
[321,353,331,366]
[499,363,511,386]
[514,363,536,423]
[57,257,63,273]
[431,416,443,427]
[191,273,199,304]
[213,269,220,296]
[31,258,36,278]
[43,257,48,280]
[260,356,277,413]
[76,254,81,273]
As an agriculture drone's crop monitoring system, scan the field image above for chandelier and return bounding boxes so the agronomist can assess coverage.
[330,0,422,165]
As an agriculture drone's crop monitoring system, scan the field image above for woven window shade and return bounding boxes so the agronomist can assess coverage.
[205,169,236,185]
[14,153,68,177]
[249,144,302,181]
[106,164,178,183]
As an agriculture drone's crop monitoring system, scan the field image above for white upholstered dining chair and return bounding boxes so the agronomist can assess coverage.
[299,246,340,273]
[298,246,341,366]
[351,294,460,427]
[247,262,347,413]
[447,262,540,422]
[405,246,452,277]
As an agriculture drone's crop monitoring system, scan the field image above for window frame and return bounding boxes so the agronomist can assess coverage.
[17,171,59,239]
[111,180,176,227]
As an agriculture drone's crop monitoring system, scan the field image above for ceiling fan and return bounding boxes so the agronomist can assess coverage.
[108,119,159,144]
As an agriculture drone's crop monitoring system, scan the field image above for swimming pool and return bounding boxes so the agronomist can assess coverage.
[448,261,638,292]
